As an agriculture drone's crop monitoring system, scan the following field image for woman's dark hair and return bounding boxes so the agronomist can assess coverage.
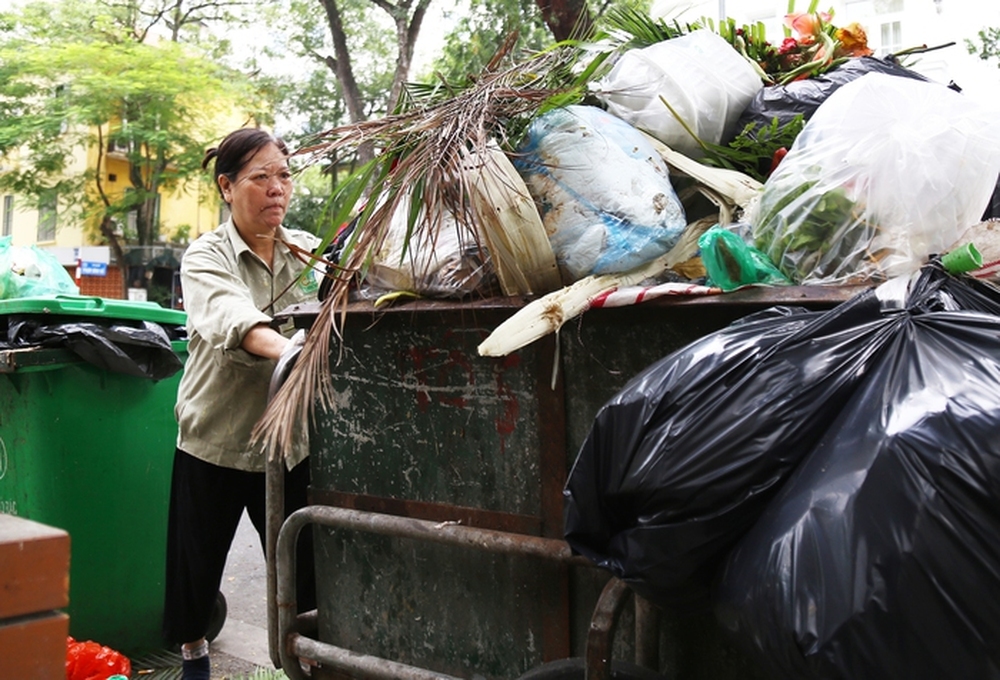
[202,128,289,201]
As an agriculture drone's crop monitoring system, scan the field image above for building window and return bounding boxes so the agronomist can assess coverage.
[2,195,12,237]
[874,0,904,12]
[880,20,903,54]
[37,191,57,242]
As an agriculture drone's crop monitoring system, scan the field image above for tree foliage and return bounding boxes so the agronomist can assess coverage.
[0,0,263,258]
[427,0,552,83]
[967,26,1000,67]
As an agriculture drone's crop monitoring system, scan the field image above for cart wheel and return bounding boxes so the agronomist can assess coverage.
[205,591,228,642]
[517,658,668,680]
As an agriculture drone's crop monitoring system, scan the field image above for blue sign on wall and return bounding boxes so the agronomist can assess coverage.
[80,261,108,277]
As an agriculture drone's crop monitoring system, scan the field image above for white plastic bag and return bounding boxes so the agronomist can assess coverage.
[751,72,1000,285]
[364,197,494,299]
[598,30,763,158]
[515,105,687,282]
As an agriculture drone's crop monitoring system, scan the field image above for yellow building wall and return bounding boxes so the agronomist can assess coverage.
[4,120,232,250]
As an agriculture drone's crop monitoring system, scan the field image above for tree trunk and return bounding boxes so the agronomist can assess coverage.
[534,0,592,41]
[383,0,432,113]
[318,0,367,125]
[98,215,128,299]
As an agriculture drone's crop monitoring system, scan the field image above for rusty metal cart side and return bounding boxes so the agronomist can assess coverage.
[264,287,859,680]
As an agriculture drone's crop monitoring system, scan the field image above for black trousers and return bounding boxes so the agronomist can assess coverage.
[162,448,316,644]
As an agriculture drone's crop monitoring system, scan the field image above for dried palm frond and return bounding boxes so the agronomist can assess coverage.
[252,41,602,459]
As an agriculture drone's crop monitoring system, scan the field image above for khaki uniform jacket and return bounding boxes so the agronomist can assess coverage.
[175,219,321,471]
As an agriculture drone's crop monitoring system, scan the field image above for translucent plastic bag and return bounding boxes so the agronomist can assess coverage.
[0,235,79,299]
[515,105,686,282]
[751,72,1000,285]
[698,224,790,291]
[598,30,763,158]
[363,196,495,299]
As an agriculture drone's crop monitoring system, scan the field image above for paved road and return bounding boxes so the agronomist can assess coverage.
[212,511,274,673]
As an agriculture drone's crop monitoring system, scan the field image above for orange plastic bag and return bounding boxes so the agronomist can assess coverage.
[66,636,131,680]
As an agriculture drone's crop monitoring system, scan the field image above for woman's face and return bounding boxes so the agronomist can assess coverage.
[218,142,292,239]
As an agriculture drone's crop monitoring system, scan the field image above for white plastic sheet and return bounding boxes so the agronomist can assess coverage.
[515,105,686,282]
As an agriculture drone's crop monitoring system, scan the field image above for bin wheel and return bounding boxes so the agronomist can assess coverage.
[205,591,227,643]
[517,658,668,680]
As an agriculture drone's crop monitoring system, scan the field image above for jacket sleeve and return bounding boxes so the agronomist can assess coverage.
[181,238,272,364]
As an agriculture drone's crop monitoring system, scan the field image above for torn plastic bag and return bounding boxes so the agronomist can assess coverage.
[563,264,1000,612]
[3,315,184,380]
[732,56,930,140]
[715,271,1000,679]
[515,105,686,282]
[750,72,1000,285]
[362,194,497,300]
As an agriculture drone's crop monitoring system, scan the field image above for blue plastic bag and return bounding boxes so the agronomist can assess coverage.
[515,105,687,282]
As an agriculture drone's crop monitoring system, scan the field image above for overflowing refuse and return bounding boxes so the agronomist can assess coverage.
[0,295,186,380]
[0,234,79,300]
[563,263,1000,677]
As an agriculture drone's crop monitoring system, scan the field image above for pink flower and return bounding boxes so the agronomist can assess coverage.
[784,11,833,39]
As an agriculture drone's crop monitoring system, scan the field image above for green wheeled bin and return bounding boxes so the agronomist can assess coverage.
[0,294,187,655]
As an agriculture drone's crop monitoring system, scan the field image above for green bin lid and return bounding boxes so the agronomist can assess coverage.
[0,294,186,325]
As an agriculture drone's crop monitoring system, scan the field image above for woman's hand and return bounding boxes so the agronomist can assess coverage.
[241,324,292,360]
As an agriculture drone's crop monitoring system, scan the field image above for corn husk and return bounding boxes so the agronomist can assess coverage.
[464,143,562,295]
[477,215,715,357]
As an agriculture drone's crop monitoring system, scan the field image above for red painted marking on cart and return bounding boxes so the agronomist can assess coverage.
[404,347,432,412]
[494,354,521,453]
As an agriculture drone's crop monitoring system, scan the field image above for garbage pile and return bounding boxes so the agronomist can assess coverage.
[563,263,1000,677]
[313,11,1000,359]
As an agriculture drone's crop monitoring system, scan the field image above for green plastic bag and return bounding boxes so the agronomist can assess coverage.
[0,235,80,300]
[699,225,790,291]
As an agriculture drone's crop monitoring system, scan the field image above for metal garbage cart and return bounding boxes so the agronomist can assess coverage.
[0,294,187,654]
[266,286,859,679]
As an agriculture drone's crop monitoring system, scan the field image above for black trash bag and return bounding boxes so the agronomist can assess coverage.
[983,176,1000,221]
[563,263,1000,612]
[563,291,891,610]
[4,315,184,380]
[714,287,1000,679]
[733,56,931,140]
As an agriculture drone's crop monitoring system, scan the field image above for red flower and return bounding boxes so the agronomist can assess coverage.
[778,37,799,55]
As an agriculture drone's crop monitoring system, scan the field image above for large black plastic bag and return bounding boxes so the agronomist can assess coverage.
[564,264,1000,612]
[732,56,930,140]
[714,288,1000,678]
[563,289,897,610]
